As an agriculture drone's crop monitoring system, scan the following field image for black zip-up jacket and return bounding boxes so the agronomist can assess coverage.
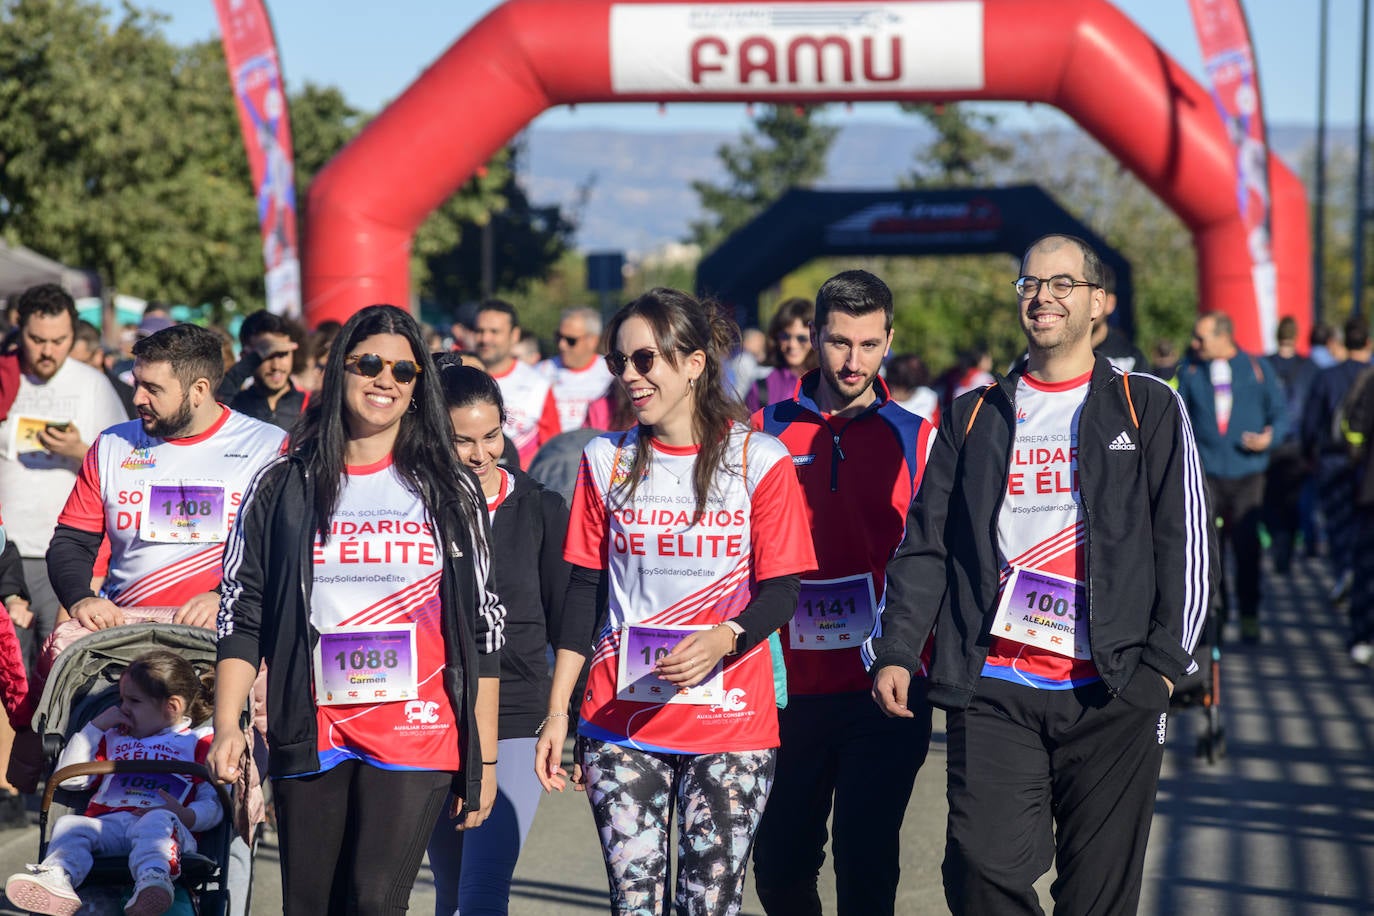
[490,468,570,737]
[216,455,505,812]
[866,357,1217,709]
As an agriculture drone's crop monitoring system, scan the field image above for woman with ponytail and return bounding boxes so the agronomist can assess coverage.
[534,289,816,915]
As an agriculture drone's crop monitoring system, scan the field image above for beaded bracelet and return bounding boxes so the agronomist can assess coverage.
[535,712,569,736]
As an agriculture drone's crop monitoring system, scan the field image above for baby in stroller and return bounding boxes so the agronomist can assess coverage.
[4,649,221,916]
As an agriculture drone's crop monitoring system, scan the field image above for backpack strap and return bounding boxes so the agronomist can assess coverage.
[964,384,996,437]
[1122,371,1140,430]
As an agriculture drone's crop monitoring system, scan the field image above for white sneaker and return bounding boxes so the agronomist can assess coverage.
[1330,570,1354,603]
[4,864,81,916]
[1351,642,1374,667]
[124,868,173,916]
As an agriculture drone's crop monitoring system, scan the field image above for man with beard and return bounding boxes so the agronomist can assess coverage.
[0,284,126,671]
[216,310,308,432]
[45,324,286,631]
[473,300,559,468]
[750,270,937,915]
[870,235,1214,915]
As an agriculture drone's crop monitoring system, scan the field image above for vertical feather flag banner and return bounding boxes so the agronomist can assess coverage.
[213,0,301,317]
[1188,0,1276,346]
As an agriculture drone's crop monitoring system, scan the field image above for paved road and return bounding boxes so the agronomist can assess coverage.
[0,551,1370,914]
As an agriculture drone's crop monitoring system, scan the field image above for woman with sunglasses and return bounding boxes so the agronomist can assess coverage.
[535,288,816,916]
[427,364,571,916]
[745,297,818,411]
[209,305,505,915]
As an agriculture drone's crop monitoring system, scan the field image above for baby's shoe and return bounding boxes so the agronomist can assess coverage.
[124,867,173,916]
[5,863,81,916]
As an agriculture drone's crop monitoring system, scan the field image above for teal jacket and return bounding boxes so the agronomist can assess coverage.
[1175,350,1288,480]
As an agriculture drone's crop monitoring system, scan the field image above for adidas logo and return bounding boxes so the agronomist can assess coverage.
[1108,430,1137,451]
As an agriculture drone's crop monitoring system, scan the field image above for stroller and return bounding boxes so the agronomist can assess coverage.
[1168,593,1226,764]
[24,620,248,916]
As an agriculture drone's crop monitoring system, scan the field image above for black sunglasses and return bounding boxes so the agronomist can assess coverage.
[605,348,658,376]
[557,334,584,347]
[345,353,422,384]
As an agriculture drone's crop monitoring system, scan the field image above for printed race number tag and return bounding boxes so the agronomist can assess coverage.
[91,770,192,810]
[989,566,1089,659]
[788,573,878,651]
[140,480,228,543]
[314,624,418,706]
[617,624,723,706]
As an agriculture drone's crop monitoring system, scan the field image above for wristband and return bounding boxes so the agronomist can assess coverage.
[482,759,498,766]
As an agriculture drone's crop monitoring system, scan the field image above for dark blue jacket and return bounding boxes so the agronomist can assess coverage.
[1175,351,1288,480]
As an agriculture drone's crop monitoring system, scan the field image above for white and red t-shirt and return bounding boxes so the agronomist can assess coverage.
[307,456,457,773]
[58,720,217,827]
[56,408,287,608]
[983,372,1100,689]
[537,356,613,433]
[490,360,560,468]
[484,467,512,520]
[565,424,816,754]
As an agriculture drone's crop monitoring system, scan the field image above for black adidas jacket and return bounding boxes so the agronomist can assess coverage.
[865,356,1218,709]
[216,455,504,812]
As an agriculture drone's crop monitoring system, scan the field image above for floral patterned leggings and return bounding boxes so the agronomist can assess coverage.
[578,736,777,916]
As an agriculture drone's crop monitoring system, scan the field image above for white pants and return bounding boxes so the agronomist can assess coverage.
[45,809,196,886]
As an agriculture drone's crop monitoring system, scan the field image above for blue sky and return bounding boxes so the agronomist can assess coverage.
[140,1,1359,131]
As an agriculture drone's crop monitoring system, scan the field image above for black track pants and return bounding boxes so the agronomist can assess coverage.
[942,674,1169,916]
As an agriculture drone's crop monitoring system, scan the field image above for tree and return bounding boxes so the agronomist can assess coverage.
[0,0,261,305]
[422,140,573,312]
[901,102,1013,189]
[690,105,839,250]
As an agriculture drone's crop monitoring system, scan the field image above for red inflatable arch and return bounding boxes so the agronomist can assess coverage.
[303,0,1309,354]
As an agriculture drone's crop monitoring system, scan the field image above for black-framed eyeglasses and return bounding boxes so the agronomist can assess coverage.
[345,353,422,384]
[1014,275,1100,299]
[605,348,658,376]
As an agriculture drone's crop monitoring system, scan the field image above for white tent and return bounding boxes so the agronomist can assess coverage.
[0,239,98,300]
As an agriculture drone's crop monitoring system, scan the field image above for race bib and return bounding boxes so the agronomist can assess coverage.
[616,624,724,706]
[91,770,192,810]
[140,480,228,543]
[6,415,69,458]
[314,624,419,707]
[788,574,878,651]
[989,566,1090,659]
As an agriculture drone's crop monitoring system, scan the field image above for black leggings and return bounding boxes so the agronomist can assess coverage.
[273,760,452,915]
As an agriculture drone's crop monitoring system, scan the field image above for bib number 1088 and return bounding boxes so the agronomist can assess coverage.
[334,649,400,671]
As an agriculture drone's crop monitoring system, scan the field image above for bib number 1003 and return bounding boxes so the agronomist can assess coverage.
[334,649,400,671]
[1024,589,1074,620]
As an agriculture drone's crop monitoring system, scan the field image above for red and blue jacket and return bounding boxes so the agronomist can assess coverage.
[753,371,935,696]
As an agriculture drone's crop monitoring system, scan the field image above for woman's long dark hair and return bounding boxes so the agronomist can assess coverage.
[292,305,484,551]
[605,288,748,519]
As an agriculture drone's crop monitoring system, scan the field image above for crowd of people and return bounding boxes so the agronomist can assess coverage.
[0,227,1356,916]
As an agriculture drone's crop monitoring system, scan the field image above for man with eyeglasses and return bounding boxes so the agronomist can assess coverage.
[473,300,560,468]
[1177,311,1287,644]
[215,310,308,433]
[537,306,612,432]
[869,234,1215,915]
[750,270,936,916]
